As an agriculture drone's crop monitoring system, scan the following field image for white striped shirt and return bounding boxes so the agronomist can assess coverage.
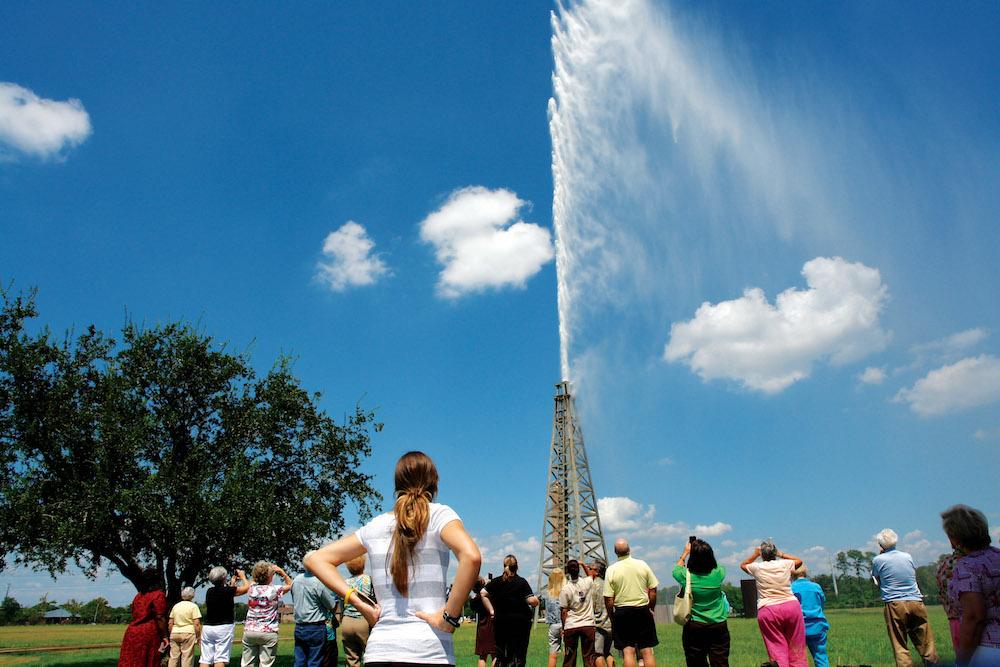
[356,502,460,664]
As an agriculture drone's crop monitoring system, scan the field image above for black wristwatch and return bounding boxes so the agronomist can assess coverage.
[442,610,461,628]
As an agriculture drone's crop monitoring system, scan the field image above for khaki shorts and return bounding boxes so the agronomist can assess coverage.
[594,628,612,657]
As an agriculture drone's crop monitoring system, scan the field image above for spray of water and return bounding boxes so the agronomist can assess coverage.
[549,0,842,384]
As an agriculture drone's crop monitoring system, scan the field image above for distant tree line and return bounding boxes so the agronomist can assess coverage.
[0,594,251,625]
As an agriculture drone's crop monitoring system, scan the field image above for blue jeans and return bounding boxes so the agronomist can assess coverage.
[294,622,328,667]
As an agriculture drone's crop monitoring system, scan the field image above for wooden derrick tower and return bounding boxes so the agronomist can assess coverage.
[537,381,607,591]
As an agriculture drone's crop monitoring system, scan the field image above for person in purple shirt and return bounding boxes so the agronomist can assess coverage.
[871,529,938,667]
[791,566,829,667]
[941,504,1000,667]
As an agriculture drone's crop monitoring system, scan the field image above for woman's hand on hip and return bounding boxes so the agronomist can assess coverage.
[359,602,382,627]
[415,606,457,634]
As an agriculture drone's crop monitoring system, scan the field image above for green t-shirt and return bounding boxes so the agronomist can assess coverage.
[672,565,727,624]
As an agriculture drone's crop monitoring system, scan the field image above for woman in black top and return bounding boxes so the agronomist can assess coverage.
[200,567,250,667]
[483,555,539,667]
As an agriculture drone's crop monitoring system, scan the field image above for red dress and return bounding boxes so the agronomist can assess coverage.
[118,590,167,667]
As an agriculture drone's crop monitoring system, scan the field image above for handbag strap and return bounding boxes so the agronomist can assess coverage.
[685,568,692,597]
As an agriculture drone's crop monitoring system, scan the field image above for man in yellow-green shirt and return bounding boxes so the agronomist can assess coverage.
[603,538,659,667]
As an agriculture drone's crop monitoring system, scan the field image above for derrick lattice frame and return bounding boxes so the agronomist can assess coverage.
[537,381,607,595]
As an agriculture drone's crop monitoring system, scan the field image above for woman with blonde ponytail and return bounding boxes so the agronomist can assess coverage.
[305,451,481,667]
[484,554,539,667]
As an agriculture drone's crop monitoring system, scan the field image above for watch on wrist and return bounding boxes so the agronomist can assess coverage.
[442,610,461,628]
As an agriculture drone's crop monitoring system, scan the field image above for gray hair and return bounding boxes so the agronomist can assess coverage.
[180,586,196,601]
[792,565,808,580]
[877,529,898,550]
[207,566,228,585]
[941,504,991,551]
[760,540,779,561]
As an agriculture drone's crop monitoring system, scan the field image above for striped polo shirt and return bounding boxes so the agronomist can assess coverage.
[356,502,461,664]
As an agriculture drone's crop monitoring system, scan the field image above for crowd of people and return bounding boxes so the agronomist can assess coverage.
[117,451,998,667]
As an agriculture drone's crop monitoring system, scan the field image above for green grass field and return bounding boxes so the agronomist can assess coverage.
[0,606,954,667]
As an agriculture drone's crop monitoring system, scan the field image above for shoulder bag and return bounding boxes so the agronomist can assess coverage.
[672,568,692,625]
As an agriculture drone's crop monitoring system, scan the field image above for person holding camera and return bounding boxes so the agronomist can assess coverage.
[674,537,729,667]
[560,559,597,667]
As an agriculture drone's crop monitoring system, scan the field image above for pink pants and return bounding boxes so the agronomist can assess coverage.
[757,599,808,667]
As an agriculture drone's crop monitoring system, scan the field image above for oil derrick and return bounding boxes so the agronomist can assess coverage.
[538,381,607,591]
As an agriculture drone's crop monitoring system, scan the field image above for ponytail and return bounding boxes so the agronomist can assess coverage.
[388,451,439,597]
[502,554,519,582]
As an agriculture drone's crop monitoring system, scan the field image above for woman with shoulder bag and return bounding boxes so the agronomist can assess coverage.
[674,538,730,667]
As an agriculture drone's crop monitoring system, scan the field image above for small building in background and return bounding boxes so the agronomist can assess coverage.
[43,608,80,624]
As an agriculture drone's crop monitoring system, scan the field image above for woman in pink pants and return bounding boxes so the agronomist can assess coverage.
[741,541,807,667]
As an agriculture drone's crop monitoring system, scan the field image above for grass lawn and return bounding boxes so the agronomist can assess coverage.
[0,606,954,666]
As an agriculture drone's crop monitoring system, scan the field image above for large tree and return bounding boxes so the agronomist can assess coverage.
[0,287,381,604]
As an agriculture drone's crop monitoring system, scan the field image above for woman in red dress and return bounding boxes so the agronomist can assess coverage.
[118,568,169,667]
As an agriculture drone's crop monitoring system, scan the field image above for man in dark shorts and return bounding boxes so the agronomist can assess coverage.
[603,538,659,667]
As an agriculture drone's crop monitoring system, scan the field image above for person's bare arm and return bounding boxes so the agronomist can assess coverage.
[234,569,251,596]
[647,588,657,612]
[193,618,201,642]
[677,541,691,567]
[305,535,380,626]
[527,593,540,607]
[740,548,761,574]
[957,591,987,665]
[779,551,803,568]
[274,566,293,593]
[481,592,495,616]
[414,519,482,633]
[604,595,615,625]
[560,606,568,633]
[167,617,174,635]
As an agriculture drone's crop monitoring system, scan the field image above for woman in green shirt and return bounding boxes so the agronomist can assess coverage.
[674,538,730,667]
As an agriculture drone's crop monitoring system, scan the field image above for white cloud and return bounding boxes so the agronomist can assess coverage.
[911,328,989,357]
[665,257,889,394]
[598,496,654,531]
[898,529,951,565]
[597,496,730,540]
[0,82,91,159]
[640,544,679,561]
[859,366,886,385]
[315,221,389,291]
[693,522,734,537]
[657,456,674,466]
[894,355,1000,417]
[419,186,554,298]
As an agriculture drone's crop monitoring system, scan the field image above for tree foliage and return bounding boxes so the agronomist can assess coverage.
[0,287,381,604]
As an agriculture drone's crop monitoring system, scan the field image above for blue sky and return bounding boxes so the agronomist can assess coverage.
[2,1,998,606]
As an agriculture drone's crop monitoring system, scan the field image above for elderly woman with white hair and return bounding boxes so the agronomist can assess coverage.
[168,586,202,667]
[200,566,250,667]
[941,504,1000,667]
[871,528,938,666]
[741,540,806,667]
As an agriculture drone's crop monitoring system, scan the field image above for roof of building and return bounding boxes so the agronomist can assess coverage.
[43,608,78,619]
